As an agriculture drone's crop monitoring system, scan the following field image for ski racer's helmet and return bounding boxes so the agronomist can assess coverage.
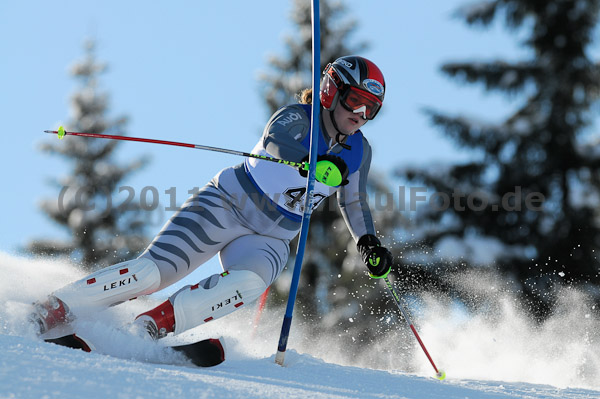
[320,56,385,120]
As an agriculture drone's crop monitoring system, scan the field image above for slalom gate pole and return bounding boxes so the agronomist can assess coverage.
[383,276,446,380]
[274,0,320,366]
[43,128,307,171]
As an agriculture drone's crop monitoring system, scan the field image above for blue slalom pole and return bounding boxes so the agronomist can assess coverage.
[275,0,320,366]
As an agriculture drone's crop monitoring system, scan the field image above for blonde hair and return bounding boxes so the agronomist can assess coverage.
[297,88,313,105]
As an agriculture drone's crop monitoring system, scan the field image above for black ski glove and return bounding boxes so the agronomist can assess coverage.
[299,154,349,186]
[357,234,393,279]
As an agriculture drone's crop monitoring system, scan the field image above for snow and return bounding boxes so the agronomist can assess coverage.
[2,333,598,399]
[1,251,600,399]
[435,234,529,265]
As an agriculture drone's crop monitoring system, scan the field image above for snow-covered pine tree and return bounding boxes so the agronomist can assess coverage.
[396,1,600,319]
[29,40,150,271]
[259,0,406,365]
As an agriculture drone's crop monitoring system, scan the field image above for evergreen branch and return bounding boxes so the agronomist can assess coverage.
[423,108,506,153]
[441,61,539,93]
[455,0,498,26]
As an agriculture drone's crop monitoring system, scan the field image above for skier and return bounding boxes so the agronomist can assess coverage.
[31,55,394,340]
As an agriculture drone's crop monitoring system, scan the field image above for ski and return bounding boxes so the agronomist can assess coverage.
[45,334,225,367]
[45,334,93,352]
[170,338,225,367]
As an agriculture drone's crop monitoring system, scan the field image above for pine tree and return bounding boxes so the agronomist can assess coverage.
[260,0,405,365]
[396,1,600,319]
[260,0,367,115]
[29,40,150,271]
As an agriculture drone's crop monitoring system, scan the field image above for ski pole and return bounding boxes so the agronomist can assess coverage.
[383,276,446,380]
[251,287,270,339]
[44,126,309,171]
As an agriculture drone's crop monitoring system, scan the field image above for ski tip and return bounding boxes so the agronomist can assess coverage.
[210,338,226,364]
[45,333,94,353]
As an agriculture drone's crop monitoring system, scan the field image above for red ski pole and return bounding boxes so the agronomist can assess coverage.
[383,276,445,380]
[252,287,271,339]
[44,126,308,170]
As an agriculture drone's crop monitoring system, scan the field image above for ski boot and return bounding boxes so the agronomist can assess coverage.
[29,296,72,335]
[134,299,175,340]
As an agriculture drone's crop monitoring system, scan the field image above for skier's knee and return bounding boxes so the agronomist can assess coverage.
[54,258,161,316]
[170,270,267,334]
[227,263,273,287]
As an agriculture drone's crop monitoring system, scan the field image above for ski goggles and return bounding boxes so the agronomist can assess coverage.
[339,86,382,120]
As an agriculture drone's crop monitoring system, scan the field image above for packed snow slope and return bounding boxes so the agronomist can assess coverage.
[1,251,600,399]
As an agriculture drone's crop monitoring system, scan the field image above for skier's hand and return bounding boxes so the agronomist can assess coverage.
[357,234,393,279]
[299,154,349,186]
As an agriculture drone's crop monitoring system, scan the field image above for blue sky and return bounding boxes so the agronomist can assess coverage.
[0,0,530,259]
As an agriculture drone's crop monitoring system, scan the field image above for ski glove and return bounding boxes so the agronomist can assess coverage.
[299,154,349,187]
[357,234,393,279]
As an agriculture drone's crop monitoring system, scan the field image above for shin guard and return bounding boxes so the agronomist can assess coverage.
[171,270,267,334]
[53,258,161,317]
